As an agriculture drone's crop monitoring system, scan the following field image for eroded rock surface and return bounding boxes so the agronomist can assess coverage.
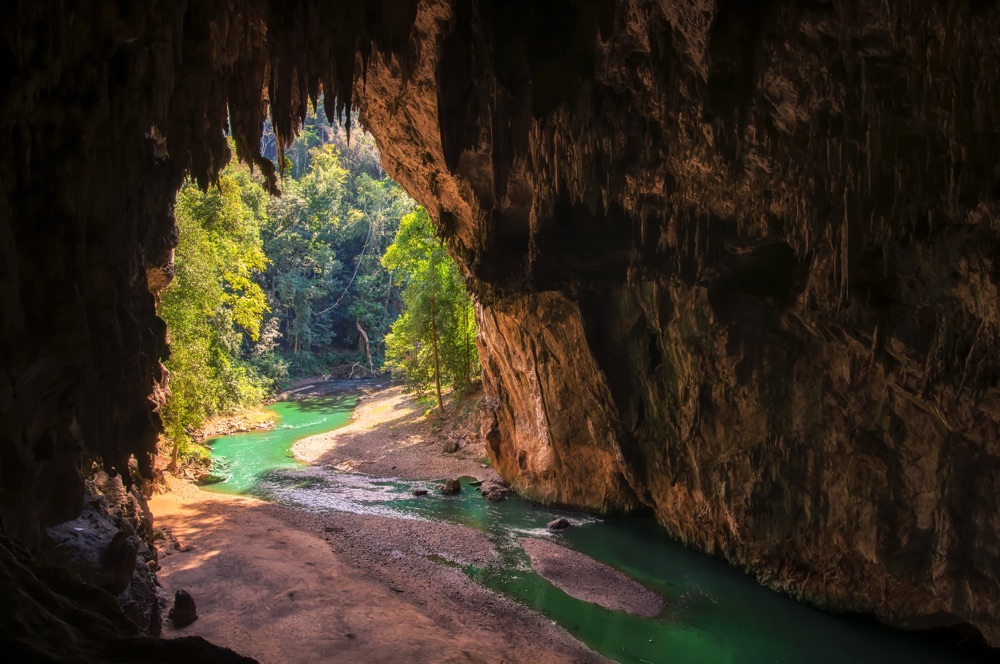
[355,0,1000,645]
[42,470,163,635]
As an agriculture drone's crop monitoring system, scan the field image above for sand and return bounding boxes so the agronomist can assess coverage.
[151,383,606,663]
[293,382,492,481]
[521,538,664,617]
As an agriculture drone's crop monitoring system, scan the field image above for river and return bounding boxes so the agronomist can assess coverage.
[204,395,972,664]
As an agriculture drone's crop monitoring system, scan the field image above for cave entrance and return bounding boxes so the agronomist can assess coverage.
[3,1,999,661]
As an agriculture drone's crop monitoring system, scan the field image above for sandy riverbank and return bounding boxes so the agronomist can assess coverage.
[150,382,607,663]
[293,383,492,480]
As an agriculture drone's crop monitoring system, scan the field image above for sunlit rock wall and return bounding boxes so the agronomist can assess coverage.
[357,0,1000,643]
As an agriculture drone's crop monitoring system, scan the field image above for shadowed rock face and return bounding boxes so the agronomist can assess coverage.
[1,0,999,653]
[358,0,1000,643]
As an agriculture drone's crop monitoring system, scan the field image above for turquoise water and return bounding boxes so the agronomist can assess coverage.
[205,397,971,664]
[203,393,358,494]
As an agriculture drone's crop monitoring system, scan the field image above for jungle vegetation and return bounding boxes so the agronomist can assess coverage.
[160,110,479,459]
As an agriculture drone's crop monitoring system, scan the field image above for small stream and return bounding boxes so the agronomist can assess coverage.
[205,396,970,664]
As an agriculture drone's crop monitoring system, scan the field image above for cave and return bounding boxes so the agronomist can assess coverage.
[2,0,999,660]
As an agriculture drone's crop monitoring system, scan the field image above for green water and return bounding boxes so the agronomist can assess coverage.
[203,393,358,494]
[206,397,971,664]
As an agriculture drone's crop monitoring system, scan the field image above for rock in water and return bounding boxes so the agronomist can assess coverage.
[480,481,509,502]
[547,518,572,532]
[412,489,429,496]
[441,479,462,495]
[195,472,225,486]
[168,589,198,627]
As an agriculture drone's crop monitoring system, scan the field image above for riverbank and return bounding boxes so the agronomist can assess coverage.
[293,383,491,480]
[150,381,606,663]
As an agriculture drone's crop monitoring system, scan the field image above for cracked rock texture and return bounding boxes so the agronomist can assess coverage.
[357,0,1000,645]
[1,0,999,654]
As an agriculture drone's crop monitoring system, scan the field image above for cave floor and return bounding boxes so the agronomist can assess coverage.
[150,386,604,663]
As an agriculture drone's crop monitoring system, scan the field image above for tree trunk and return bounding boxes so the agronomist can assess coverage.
[430,290,444,413]
[356,318,374,375]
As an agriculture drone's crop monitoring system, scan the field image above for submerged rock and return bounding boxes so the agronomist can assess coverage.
[195,472,225,486]
[169,589,198,627]
[412,489,429,497]
[547,518,572,532]
[441,479,462,495]
[480,481,509,502]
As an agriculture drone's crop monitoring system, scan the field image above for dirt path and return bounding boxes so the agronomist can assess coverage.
[151,384,605,664]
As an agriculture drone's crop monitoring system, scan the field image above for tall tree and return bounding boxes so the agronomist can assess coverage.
[160,157,272,460]
[263,142,413,378]
[381,208,479,408]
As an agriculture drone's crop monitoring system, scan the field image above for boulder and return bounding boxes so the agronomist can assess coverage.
[479,480,510,502]
[485,489,506,502]
[441,479,462,495]
[547,518,572,532]
[168,589,198,627]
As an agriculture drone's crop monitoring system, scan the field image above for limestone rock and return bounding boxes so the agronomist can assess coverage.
[169,589,198,628]
[357,0,1000,645]
[42,473,162,636]
[480,482,510,503]
[441,479,462,495]
[547,518,572,533]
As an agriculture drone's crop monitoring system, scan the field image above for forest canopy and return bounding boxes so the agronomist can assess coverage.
[159,111,479,459]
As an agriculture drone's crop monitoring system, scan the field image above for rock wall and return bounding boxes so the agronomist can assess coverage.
[354,0,1000,644]
[0,527,254,663]
[43,469,163,636]
[0,0,414,656]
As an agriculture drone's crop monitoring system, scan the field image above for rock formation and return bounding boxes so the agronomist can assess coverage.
[43,468,163,635]
[356,0,1000,645]
[1,0,998,654]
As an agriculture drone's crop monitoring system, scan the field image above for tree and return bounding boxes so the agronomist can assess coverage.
[160,154,274,460]
[263,141,414,378]
[381,207,479,409]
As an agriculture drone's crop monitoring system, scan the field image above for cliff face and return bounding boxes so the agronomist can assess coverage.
[356,0,1000,643]
[1,0,998,653]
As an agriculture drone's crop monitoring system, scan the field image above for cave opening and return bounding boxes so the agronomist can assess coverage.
[2,0,1000,662]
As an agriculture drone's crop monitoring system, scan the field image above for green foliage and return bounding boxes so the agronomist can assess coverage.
[160,155,276,458]
[382,208,480,403]
[264,141,413,376]
[162,108,421,463]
